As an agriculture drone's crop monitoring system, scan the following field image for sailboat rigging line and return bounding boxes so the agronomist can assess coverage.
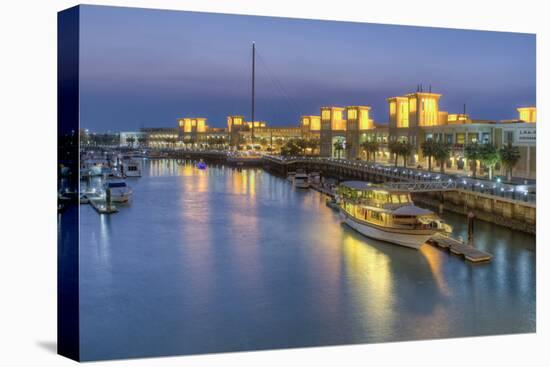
[255,49,303,122]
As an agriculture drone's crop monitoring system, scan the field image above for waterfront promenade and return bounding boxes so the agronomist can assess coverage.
[161,149,535,202]
[81,147,536,233]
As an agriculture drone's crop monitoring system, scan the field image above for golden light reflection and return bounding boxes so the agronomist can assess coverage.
[178,162,195,177]
[226,169,263,292]
[178,168,215,309]
[341,232,395,330]
[419,244,450,296]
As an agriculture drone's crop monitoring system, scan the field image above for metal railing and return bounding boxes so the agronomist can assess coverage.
[263,155,536,204]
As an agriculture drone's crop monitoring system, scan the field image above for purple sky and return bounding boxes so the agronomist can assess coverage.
[79,5,536,132]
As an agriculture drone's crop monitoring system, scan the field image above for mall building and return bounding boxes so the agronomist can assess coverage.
[139,90,536,179]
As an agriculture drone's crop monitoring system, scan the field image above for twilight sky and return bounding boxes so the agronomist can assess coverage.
[79,5,536,132]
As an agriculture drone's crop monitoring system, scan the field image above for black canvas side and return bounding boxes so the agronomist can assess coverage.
[57,5,80,362]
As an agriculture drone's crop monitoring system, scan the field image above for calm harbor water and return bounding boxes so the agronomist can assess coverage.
[78,159,536,360]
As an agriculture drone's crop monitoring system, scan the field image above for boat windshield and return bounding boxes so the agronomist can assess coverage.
[107,182,127,188]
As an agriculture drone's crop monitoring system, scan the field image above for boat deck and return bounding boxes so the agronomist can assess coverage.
[427,233,493,263]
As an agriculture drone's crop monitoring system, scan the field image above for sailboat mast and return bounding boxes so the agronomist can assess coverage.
[251,42,255,143]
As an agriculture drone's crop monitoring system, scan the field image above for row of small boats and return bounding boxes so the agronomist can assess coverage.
[78,153,139,207]
[80,154,143,179]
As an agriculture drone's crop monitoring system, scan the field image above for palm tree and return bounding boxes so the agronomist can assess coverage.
[464,143,481,178]
[388,141,401,167]
[421,139,436,171]
[400,142,414,167]
[499,143,521,182]
[126,136,136,148]
[137,136,147,148]
[274,138,284,151]
[259,138,268,149]
[360,141,378,162]
[333,140,344,159]
[479,143,499,180]
[433,142,451,173]
[368,141,380,162]
[308,139,320,155]
[281,140,301,156]
[295,138,308,155]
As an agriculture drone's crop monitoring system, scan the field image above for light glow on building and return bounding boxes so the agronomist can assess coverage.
[517,107,536,123]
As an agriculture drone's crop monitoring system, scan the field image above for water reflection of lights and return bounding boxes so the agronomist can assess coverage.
[341,233,395,332]
[419,245,451,297]
[96,213,113,273]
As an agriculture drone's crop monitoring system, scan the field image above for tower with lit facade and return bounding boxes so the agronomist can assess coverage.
[388,90,442,163]
[345,106,372,159]
[320,106,345,157]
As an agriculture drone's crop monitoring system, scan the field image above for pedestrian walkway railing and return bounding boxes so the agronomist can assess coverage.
[263,155,536,204]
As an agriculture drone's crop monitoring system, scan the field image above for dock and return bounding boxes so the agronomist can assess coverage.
[427,233,492,263]
[89,199,118,214]
[309,183,335,198]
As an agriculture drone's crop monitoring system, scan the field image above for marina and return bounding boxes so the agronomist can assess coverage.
[53,6,539,362]
[74,158,535,360]
[76,152,504,262]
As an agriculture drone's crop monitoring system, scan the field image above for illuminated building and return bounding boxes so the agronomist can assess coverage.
[300,115,321,140]
[517,107,536,123]
[320,106,374,158]
[119,132,147,148]
[227,115,244,132]
[138,92,535,179]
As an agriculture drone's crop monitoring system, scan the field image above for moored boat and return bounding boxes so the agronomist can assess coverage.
[293,172,310,189]
[337,181,452,249]
[102,180,133,203]
[287,171,296,182]
[121,159,142,177]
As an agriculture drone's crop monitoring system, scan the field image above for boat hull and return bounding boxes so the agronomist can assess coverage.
[124,171,142,177]
[341,211,433,249]
[107,188,133,203]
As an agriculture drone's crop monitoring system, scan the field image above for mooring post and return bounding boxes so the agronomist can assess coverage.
[467,211,475,245]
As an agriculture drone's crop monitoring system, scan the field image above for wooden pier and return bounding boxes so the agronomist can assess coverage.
[427,233,492,263]
[89,199,118,214]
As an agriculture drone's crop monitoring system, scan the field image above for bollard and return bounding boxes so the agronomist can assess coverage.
[467,211,475,245]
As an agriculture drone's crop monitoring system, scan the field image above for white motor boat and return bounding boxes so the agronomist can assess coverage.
[121,160,142,177]
[337,181,452,249]
[103,180,133,203]
[293,173,310,189]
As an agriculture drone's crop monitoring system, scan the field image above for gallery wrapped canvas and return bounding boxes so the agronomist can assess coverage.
[58,4,536,362]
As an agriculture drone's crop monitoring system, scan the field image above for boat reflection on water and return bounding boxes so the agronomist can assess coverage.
[196,160,207,170]
[338,227,455,341]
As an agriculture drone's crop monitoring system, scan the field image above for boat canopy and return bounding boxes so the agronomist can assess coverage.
[393,205,433,216]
